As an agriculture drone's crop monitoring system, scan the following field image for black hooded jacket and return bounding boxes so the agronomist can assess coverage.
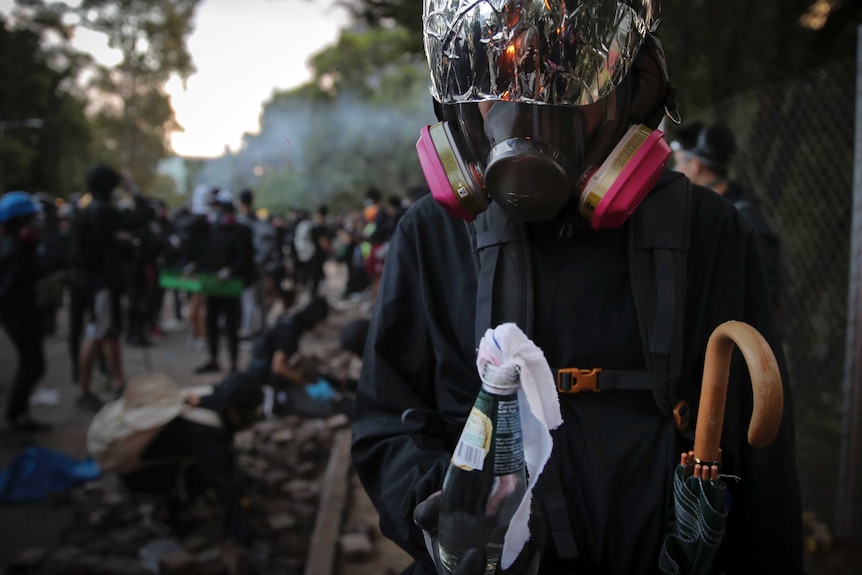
[350,182,803,574]
[723,180,783,321]
[200,213,255,287]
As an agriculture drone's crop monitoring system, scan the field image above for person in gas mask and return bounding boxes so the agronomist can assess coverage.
[350,2,804,574]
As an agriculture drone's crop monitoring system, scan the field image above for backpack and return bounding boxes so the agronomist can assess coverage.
[467,171,692,559]
[293,219,316,263]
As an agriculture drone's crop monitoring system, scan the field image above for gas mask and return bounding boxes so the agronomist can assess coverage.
[417,0,674,228]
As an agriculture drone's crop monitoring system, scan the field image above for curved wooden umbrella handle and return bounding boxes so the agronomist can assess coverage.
[693,321,784,464]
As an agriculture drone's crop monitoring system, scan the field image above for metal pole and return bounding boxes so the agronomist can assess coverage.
[837,23,862,544]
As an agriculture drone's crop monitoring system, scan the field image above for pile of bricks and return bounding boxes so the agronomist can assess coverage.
[7,414,356,575]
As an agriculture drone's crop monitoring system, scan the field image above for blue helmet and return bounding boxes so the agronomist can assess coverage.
[0,191,40,224]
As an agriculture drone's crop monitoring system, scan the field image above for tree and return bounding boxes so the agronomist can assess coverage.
[336,0,422,52]
[72,0,202,192]
[9,0,203,194]
[0,14,92,196]
[307,24,426,102]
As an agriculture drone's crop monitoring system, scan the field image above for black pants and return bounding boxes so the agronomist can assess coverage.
[1,313,46,422]
[206,296,240,369]
[127,279,151,344]
[306,256,327,295]
[68,284,87,380]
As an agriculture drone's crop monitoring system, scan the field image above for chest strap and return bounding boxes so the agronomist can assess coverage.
[556,368,669,393]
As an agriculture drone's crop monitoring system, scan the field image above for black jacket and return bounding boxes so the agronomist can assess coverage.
[73,199,125,290]
[0,229,40,320]
[724,181,783,320]
[201,214,255,287]
[350,187,803,574]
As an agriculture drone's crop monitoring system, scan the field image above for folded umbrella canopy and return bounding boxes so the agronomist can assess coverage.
[659,321,784,574]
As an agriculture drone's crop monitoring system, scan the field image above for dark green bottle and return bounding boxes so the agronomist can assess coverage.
[438,363,527,575]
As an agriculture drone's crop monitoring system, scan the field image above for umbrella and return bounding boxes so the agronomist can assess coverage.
[659,320,784,574]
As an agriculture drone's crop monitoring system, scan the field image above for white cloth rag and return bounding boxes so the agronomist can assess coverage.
[476,322,563,569]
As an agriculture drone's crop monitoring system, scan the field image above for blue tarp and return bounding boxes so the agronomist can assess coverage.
[0,446,101,504]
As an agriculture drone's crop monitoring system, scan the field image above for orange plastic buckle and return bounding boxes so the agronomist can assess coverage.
[557,368,602,393]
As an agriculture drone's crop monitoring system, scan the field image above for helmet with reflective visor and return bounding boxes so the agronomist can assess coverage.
[423,0,659,106]
[418,0,670,226]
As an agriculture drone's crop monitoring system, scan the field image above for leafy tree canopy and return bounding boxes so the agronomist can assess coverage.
[0,14,91,197]
[5,0,202,195]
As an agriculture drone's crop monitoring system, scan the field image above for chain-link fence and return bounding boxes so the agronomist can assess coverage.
[689,57,856,532]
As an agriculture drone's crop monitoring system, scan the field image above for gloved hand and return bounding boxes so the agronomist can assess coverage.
[413,491,545,575]
[182,263,197,276]
[217,267,231,280]
[414,491,487,575]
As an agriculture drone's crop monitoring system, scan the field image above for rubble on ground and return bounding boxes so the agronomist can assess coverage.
[6,413,377,575]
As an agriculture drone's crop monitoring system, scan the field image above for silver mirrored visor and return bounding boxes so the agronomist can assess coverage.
[424,0,656,106]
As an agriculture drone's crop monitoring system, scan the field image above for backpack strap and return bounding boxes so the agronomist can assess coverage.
[628,170,692,433]
[467,173,692,560]
[468,202,534,344]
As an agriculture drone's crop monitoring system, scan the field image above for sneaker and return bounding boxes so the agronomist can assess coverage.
[194,361,221,374]
[75,393,104,412]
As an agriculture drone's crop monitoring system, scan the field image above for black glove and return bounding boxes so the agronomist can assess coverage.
[414,491,487,575]
[413,491,544,575]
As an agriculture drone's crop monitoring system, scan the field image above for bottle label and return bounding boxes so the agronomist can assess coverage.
[452,390,524,474]
[452,405,493,471]
[492,395,525,475]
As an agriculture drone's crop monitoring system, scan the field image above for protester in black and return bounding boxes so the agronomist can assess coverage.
[190,295,331,427]
[350,2,804,574]
[194,190,254,374]
[671,122,784,321]
[75,164,131,411]
[305,205,333,296]
[0,191,50,433]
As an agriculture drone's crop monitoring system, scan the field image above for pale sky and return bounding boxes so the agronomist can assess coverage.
[0,0,349,158]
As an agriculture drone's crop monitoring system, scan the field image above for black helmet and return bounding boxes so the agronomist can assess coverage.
[86,163,122,199]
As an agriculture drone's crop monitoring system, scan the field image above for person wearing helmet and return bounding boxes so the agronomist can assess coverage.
[0,191,51,433]
[351,2,803,574]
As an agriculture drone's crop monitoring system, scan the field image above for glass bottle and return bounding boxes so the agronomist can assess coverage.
[437,363,527,575]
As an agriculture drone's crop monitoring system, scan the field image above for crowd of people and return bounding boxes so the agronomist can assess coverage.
[0,160,418,434]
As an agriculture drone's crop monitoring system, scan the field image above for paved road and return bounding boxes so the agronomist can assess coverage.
[0,264,412,573]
